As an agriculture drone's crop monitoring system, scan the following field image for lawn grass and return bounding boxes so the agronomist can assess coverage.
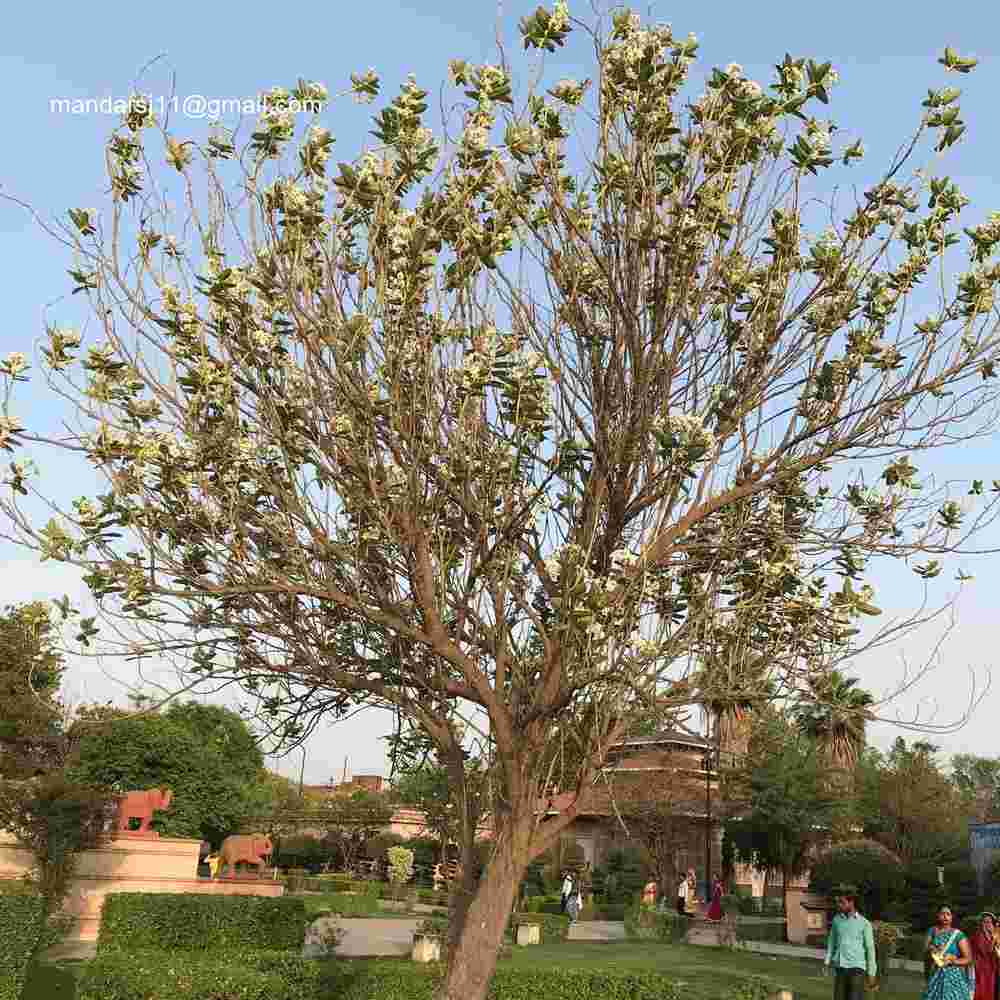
[23,938,927,999]
[504,941,926,999]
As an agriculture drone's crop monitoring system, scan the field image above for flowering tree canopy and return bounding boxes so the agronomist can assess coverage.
[2,6,999,996]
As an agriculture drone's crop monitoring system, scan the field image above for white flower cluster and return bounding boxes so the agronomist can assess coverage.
[550,78,586,106]
[549,0,570,32]
[653,411,716,458]
[0,352,29,377]
[803,119,832,154]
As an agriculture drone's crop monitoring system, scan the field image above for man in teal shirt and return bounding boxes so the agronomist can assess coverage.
[824,889,877,1000]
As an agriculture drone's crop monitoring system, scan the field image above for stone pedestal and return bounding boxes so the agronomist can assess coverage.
[515,922,540,945]
[0,830,284,943]
[411,933,442,962]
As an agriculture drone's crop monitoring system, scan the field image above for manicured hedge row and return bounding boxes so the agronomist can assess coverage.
[98,893,309,954]
[0,892,44,1000]
[78,953,691,1000]
[735,918,786,943]
[78,949,326,1000]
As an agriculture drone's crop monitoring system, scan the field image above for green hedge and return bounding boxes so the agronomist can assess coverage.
[308,891,382,917]
[735,919,786,943]
[624,904,688,944]
[79,949,326,1000]
[0,892,44,1000]
[98,893,309,954]
[79,953,691,1000]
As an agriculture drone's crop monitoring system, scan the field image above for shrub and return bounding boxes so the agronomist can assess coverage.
[323,961,689,999]
[941,861,982,930]
[310,892,382,917]
[98,893,309,954]
[0,891,44,1000]
[387,846,415,892]
[78,948,326,1000]
[590,846,649,904]
[735,918,786,944]
[624,900,687,943]
[808,839,906,920]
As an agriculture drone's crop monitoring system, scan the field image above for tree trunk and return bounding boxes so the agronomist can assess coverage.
[438,820,531,1000]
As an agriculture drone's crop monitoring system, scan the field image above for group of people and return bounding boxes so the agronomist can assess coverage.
[674,870,725,921]
[824,888,1000,1000]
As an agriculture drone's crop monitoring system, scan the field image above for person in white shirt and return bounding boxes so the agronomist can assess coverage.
[561,872,573,913]
[677,875,688,915]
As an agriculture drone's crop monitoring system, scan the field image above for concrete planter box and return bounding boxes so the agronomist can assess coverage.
[411,932,442,963]
[515,922,540,945]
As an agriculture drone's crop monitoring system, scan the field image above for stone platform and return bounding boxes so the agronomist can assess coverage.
[0,830,283,942]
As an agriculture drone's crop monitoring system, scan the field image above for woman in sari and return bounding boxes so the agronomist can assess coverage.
[706,875,723,922]
[922,904,973,1000]
[970,912,998,1000]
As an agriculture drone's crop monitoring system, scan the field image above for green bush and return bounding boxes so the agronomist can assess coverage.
[735,918,786,943]
[808,839,906,920]
[78,948,326,1000]
[311,891,382,917]
[0,891,44,1000]
[98,893,309,954]
[323,961,688,999]
[590,847,650,904]
[624,901,687,943]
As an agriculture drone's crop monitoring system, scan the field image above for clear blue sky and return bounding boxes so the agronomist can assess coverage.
[1,1,999,783]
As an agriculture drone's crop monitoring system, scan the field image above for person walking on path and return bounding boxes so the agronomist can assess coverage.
[560,871,572,914]
[921,904,973,1000]
[824,888,877,1000]
[706,875,724,922]
[566,877,582,924]
[676,873,688,915]
[970,912,997,1000]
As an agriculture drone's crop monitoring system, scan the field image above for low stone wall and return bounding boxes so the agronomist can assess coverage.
[0,830,283,942]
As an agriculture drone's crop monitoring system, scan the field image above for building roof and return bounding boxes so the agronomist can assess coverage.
[611,728,713,750]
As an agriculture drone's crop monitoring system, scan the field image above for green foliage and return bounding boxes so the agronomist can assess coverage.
[0,893,44,1000]
[78,949,326,1000]
[903,861,942,932]
[0,602,65,778]
[67,700,269,845]
[734,919,786,943]
[808,839,906,920]
[309,892,382,918]
[725,712,839,912]
[0,771,116,957]
[273,834,328,869]
[941,861,982,930]
[855,739,967,864]
[624,901,688,943]
[97,893,309,954]
[591,846,650,904]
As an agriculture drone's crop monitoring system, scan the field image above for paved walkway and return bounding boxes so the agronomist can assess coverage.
[568,920,626,942]
[313,917,420,957]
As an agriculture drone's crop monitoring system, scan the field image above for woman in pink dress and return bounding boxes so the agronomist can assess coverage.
[706,875,723,921]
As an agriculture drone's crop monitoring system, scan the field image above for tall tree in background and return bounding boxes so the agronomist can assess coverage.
[4,6,1000,996]
[950,753,1000,823]
[854,738,967,865]
[66,701,273,845]
[794,671,875,787]
[724,711,840,918]
[0,602,66,778]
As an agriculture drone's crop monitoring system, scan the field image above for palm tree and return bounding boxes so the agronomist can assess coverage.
[794,670,875,774]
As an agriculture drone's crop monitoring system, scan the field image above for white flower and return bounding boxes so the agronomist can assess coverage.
[1,352,29,376]
[332,414,353,435]
[725,63,744,77]
[544,557,561,580]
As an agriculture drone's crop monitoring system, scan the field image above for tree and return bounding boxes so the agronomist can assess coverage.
[855,738,967,865]
[5,10,1000,997]
[0,603,67,778]
[794,671,875,783]
[313,790,396,874]
[0,774,117,971]
[724,712,840,919]
[65,701,271,845]
[808,839,906,921]
[951,753,1000,822]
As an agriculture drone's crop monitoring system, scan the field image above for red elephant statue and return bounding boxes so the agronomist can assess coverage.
[216,834,273,878]
[115,788,173,836]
